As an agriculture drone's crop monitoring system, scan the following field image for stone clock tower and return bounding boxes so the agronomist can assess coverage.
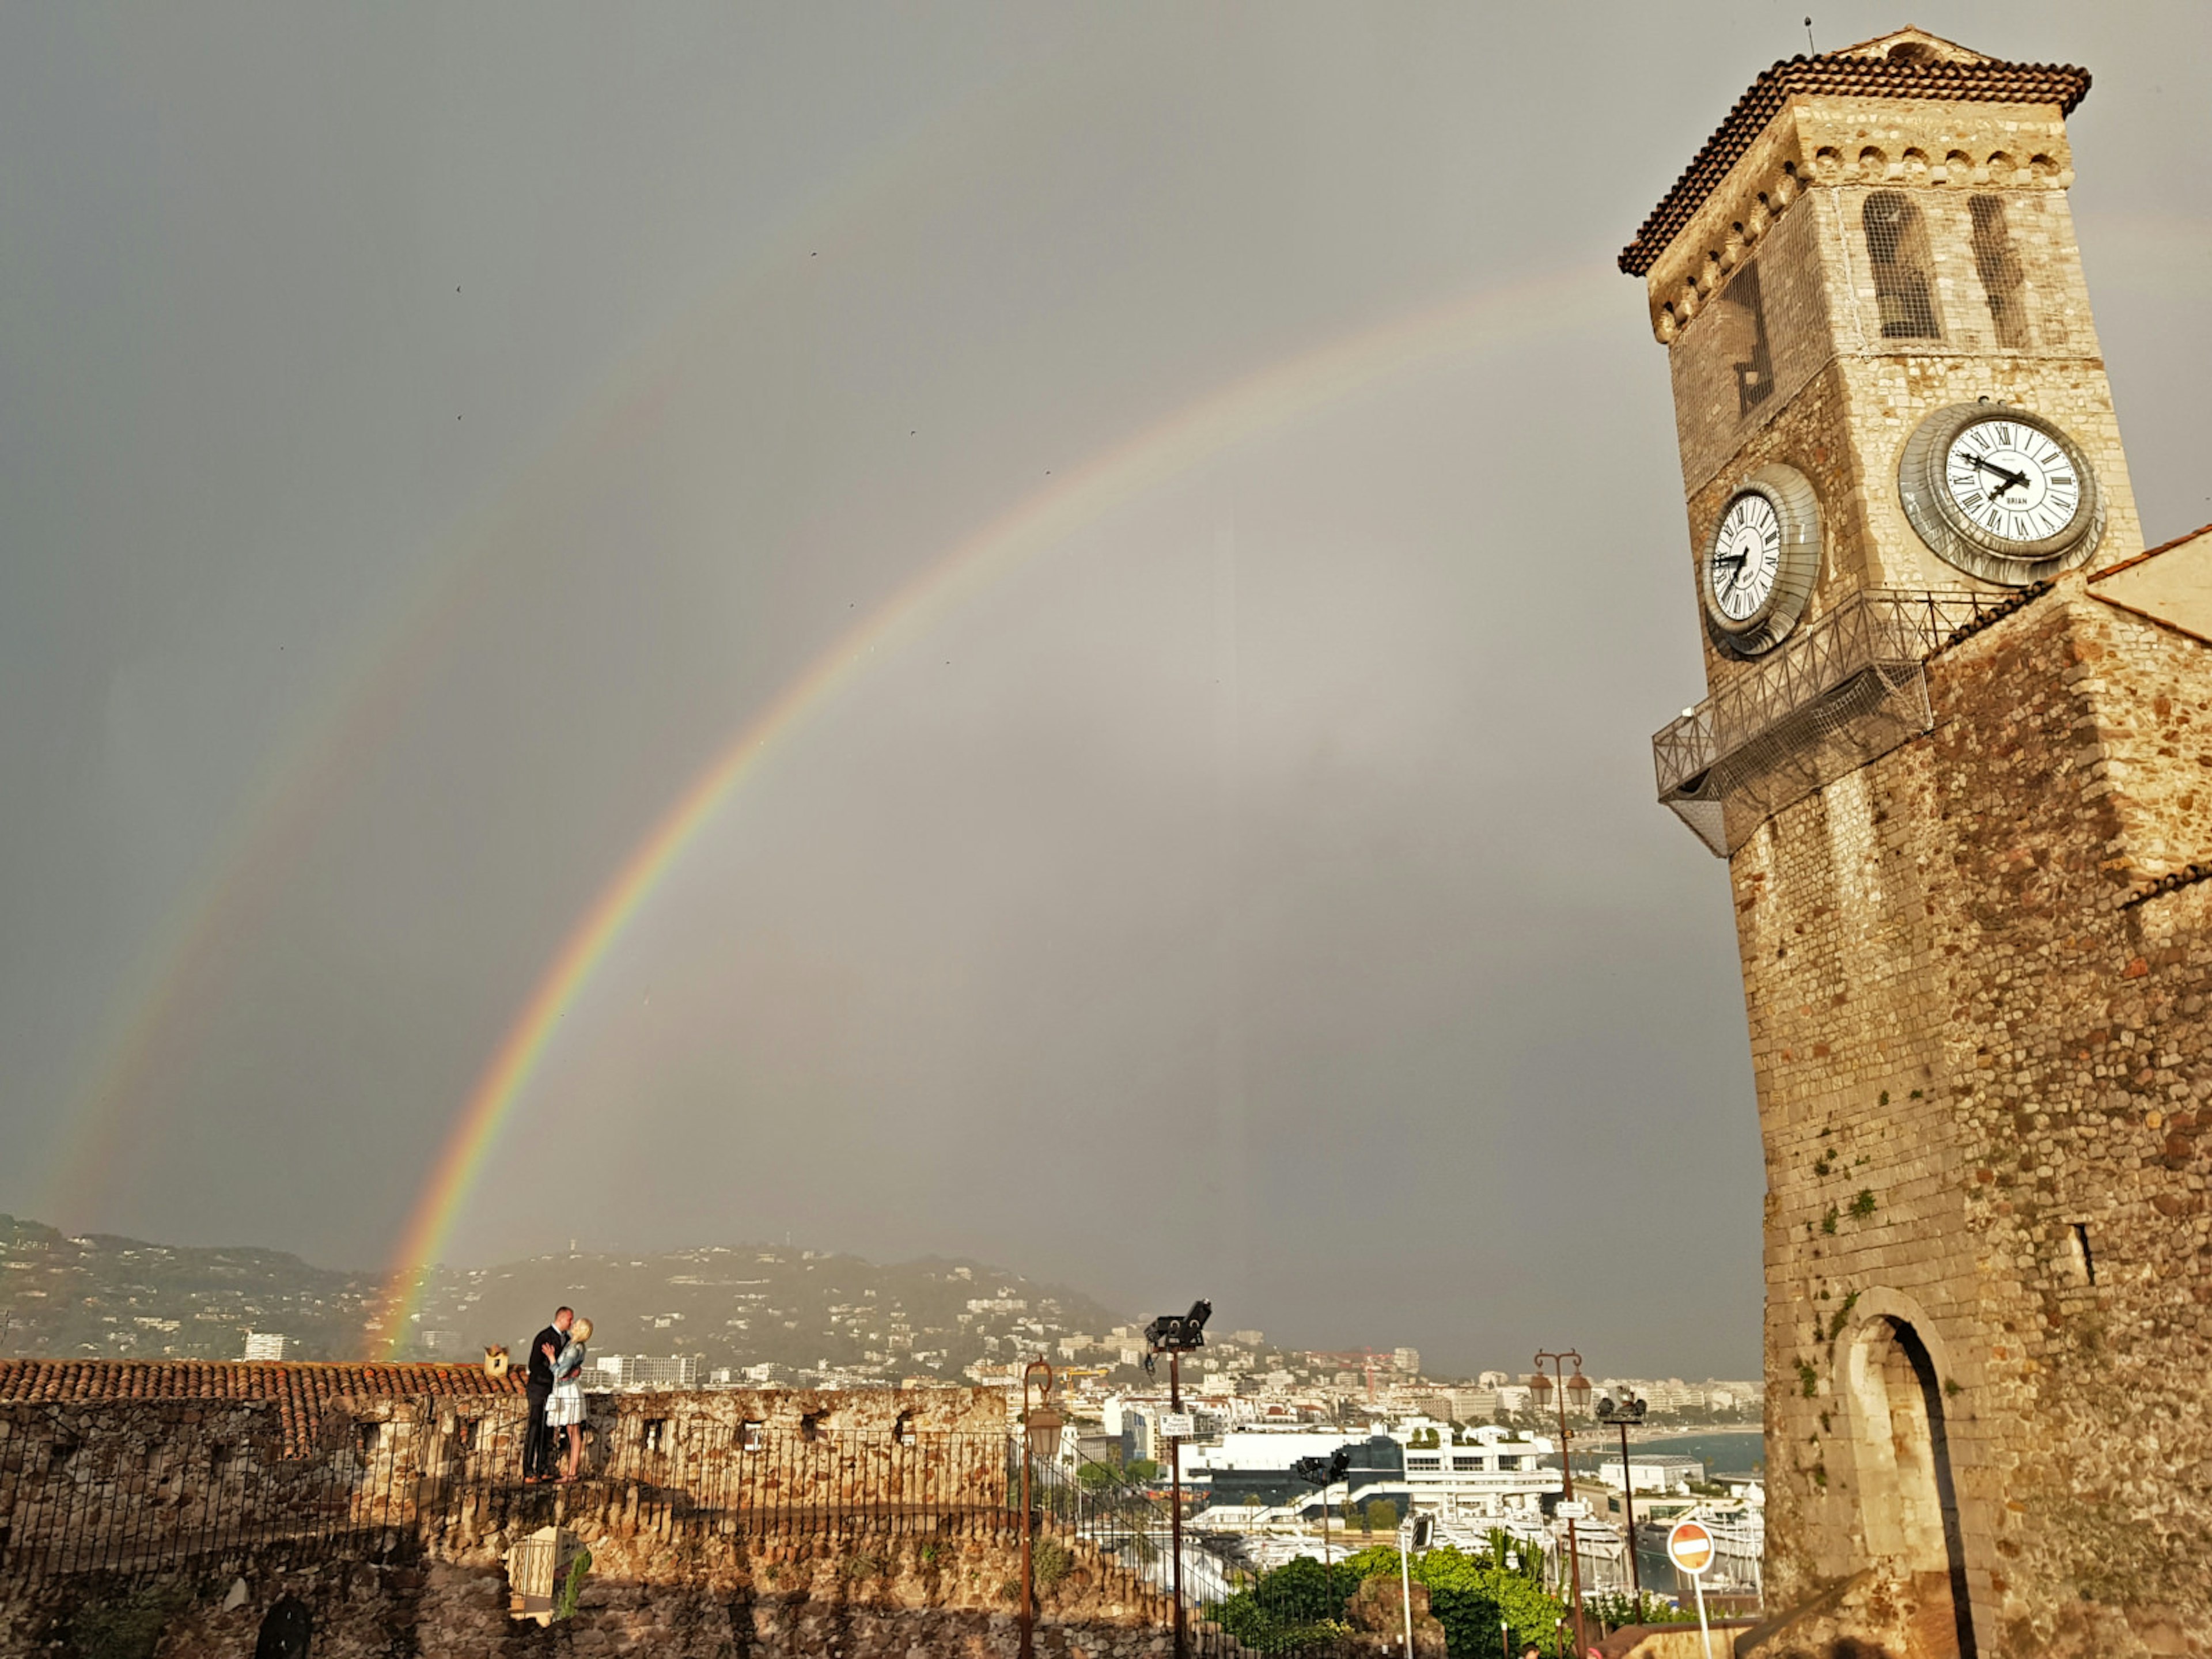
[1624,28,2212,1659]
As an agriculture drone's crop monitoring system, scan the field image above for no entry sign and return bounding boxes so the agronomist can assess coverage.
[1666,1518,1716,1576]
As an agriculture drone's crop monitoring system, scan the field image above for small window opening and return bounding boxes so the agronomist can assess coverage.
[356,1422,380,1458]
[1863,191,1944,339]
[1969,196,2032,349]
[642,1418,670,1454]
[739,1420,764,1451]
[799,1411,824,1443]
[1729,261,1775,417]
[893,1410,916,1446]
[2070,1222,2097,1285]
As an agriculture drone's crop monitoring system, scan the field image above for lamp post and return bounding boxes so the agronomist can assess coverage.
[1596,1392,1648,1604]
[1531,1351,1592,1659]
[1019,1357,1063,1659]
[1143,1299,1211,1659]
[1291,1446,1351,1613]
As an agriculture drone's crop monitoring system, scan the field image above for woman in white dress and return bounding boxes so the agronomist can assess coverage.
[546,1315,591,1482]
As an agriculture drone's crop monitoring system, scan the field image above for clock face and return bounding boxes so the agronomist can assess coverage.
[1709,491,1783,622]
[1898,403,2102,584]
[1698,465,1820,657]
[1942,418,2084,546]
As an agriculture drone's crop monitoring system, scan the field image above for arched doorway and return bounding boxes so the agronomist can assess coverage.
[1843,1316,1975,1658]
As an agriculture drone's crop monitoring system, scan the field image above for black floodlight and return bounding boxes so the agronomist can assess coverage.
[1143,1299,1212,1354]
[1597,1393,1648,1426]
[1290,1446,1353,1488]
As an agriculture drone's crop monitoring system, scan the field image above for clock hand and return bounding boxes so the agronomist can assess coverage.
[1965,454,2030,497]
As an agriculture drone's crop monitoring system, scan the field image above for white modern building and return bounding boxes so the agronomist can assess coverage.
[1390,1418,1556,1518]
[592,1353,702,1389]
[1599,1455,1704,1494]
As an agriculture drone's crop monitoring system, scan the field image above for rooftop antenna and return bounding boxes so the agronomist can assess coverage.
[1804,16,1816,55]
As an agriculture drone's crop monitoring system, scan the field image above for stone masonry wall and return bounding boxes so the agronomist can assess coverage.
[1733,579,2212,1657]
[0,1531,1193,1659]
[0,1386,1230,1659]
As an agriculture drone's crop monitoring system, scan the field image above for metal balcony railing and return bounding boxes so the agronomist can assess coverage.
[1653,588,2044,857]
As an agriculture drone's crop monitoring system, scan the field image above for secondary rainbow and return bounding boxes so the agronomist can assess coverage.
[375,265,1618,1353]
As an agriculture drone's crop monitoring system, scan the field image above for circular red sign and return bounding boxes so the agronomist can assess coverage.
[1666,1518,1715,1575]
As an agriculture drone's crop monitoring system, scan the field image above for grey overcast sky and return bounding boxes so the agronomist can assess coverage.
[3,3,2207,1377]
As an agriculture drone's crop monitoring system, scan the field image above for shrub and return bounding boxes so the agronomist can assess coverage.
[555,1547,593,1620]
[72,1581,192,1659]
[1032,1537,1074,1590]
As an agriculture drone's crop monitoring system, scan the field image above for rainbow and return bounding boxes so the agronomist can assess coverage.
[372,265,1618,1352]
[32,46,1094,1237]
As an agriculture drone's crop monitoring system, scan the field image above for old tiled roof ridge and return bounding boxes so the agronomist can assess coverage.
[1619,46,2092,276]
[0,1357,521,1456]
[2088,520,2212,583]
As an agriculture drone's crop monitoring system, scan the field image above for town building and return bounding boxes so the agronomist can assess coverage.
[1597,1455,1703,1495]
[592,1353,702,1390]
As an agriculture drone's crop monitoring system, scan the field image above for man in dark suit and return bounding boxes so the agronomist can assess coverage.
[524,1306,573,1482]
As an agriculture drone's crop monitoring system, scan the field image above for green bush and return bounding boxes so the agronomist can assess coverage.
[1032,1537,1074,1590]
[71,1581,192,1659]
[1214,1543,1568,1657]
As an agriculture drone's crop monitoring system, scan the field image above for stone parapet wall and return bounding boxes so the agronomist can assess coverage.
[0,1533,1196,1659]
[0,1385,1262,1658]
[1,1385,1016,1586]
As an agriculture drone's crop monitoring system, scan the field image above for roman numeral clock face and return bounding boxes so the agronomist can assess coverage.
[1709,493,1782,621]
[1699,465,1820,657]
[1899,403,2103,584]
[1944,419,2080,543]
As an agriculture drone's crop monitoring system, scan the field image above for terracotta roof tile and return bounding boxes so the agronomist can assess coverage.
[0,1358,522,1457]
[1620,48,2090,276]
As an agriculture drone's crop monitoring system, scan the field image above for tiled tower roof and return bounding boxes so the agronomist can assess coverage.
[0,1358,521,1456]
[1620,29,2090,275]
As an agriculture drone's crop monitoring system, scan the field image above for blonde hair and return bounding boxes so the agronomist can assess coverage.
[571,1316,593,1342]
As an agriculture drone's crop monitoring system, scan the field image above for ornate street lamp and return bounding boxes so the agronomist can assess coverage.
[1019,1357,1063,1659]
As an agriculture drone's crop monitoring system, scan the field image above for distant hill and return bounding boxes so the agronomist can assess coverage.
[0,1214,1134,1382]
[0,1214,380,1361]
[404,1245,1134,1384]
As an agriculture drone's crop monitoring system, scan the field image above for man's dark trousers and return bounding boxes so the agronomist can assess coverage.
[523,1319,564,1480]
[524,1382,555,1480]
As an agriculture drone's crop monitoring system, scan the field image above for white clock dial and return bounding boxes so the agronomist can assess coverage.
[1942,417,2083,545]
[1709,491,1783,622]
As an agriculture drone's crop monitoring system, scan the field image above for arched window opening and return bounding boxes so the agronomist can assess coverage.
[1969,196,2032,349]
[1862,191,1944,339]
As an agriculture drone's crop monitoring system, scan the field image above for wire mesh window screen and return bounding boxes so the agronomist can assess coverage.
[1729,261,1775,418]
[1863,191,1944,340]
[1968,195,2032,349]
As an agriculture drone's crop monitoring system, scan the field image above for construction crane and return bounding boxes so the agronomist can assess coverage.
[1305,1350,1392,1404]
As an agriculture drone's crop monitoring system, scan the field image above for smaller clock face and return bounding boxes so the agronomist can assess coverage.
[1709,491,1783,622]
[1942,418,2083,545]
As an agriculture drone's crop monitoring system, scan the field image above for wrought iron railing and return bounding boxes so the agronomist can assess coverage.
[0,1419,1018,1585]
[1653,586,2047,855]
[0,1407,1286,1658]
